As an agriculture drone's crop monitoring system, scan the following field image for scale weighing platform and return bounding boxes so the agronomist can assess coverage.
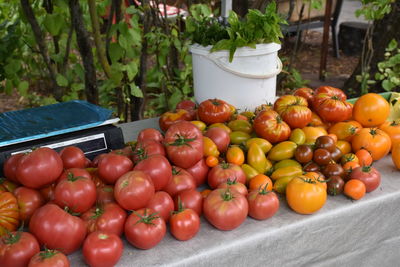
[0,100,125,175]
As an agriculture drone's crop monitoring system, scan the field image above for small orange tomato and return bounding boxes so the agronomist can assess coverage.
[344,179,366,200]
[340,153,359,165]
[353,93,390,127]
[343,161,360,173]
[248,174,273,192]
[352,128,391,161]
[391,143,400,170]
[226,146,245,166]
[355,149,373,166]
[205,155,219,168]
[379,120,400,148]
[336,140,352,155]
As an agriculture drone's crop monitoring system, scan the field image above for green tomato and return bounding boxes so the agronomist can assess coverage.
[229,131,251,145]
[271,165,302,181]
[241,164,259,183]
[273,176,295,194]
[247,143,268,174]
[245,138,272,154]
[268,141,298,161]
[289,128,306,145]
[228,120,253,134]
[274,159,302,170]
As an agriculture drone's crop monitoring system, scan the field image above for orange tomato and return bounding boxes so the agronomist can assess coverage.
[379,120,400,148]
[355,149,373,166]
[344,179,366,200]
[226,146,245,166]
[248,174,273,192]
[308,112,324,127]
[328,121,361,141]
[286,175,327,214]
[343,161,360,173]
[392,143,400,170]
[302,126,328,144]
[205,155,219,167]
[351,128,391,161]
[353,93,390,127]
[303,172,327,190]
[341,153,359,165]
[336,140,352,155]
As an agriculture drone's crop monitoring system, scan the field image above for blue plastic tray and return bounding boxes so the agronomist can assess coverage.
[0,100,117,147]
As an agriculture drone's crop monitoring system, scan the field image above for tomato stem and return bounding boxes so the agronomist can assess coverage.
[167,134,196,147]
[132,209,160,225]
[39,247,59,260]
[221,188,234,201]
[172,167,181,175]
[226,178,237,185]
[258,183,271,195]
[3,230,21,245]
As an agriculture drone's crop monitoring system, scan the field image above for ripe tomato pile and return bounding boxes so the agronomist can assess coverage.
[1,86,400,266]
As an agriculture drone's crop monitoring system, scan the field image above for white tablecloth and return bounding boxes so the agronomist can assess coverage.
[69,119,400,266]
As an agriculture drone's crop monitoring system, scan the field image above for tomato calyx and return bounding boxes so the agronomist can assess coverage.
[220,162,230,169]
[98,233,109,240]
[172,167,181,175]
[276,116,283,123]
[361,165,372,173]
[66,172,85,182]
[369,128,378,137]
[90,206,105,220]
[211,99,222,106]
[2,230,22,244]
[220,188,235,201]
[258,183,272,195]
[390,120,399,127]
[134,147,147,161]
[133,209,160,226]
[64,206,81,217]
[38,247,59,260]
[172,197,186,215]
[226,178,238,185]
[167,134,196,147]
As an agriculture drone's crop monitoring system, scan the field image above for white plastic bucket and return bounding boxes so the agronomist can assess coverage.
[190,43,282,111]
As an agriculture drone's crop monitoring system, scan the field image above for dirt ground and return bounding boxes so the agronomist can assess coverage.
[0,30,360,113]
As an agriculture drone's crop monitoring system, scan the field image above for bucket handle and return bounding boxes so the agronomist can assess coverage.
[207,55,283,79]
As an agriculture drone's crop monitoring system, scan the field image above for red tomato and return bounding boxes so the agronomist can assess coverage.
[59,146,86,169]
[293,87,314,107]
[54,175,96,213]
[164,167,196,197]
[137,128,164,143]
[173,189,203,216]
[312,86,352,122]
[91,153,107,167]
[81,203,127,236]
[39,183,56,202]
[0,231,40,267]
[82,231,123,267]
[114,171,155,210]
[176,100,197,121]
[159,109,192,132]
[274,95,312,129]
[164,121,204,169]
[134,154,172,191]
[247,188,279,220]
[185,158,209,186]
[132,139,166,163]
[14,187,45,224]
[169,206,200,241]
[29,204,87,255]
[3,153,23,184]
[96,185,115,205]
[28,248,70,267]
[203,188,248,230]
[146,191,174,222]
[253,109,291,144]
[124,208,166,249]
[16,147,63,189]
[97,153,133,184]
[217,179,248,196]
[350,165,381,193]
[56,168,92,184]
[207,162,246,189]
[204,127,230,153]
[197,99,232,125]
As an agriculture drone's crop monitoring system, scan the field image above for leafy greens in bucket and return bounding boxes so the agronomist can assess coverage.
[186,2,287,62]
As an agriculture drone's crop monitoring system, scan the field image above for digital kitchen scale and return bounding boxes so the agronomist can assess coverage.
[0,100,125,175]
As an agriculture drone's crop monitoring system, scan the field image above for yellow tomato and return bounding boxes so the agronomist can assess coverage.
[228,120,253,134]
[268,141,297,161]
[273,159,302,170]
[270,165,303,181]
[247,143,268,173]
[273,176,295,194]
[229,131,251,145]
[245,138,272,154]
[302,126,328,143]
[203,136,220,157]
[241,164,259,183]
[289,128,306,145]
[226,146,245,166]
[286,175,327,214]
[208,123,232,133]
[336,140,352,155]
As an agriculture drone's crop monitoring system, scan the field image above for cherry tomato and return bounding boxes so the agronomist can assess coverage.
[294,145,313,163]
[315,135,336,152]
[344,179,366,200]
[313,148,332,166]
[327,175,345,196]
[247,186,279,220]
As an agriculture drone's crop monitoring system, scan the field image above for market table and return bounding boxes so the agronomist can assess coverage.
[69,118,400,266]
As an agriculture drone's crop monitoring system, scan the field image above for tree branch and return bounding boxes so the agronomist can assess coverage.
[20,0,62,100]
[69,0,99,104]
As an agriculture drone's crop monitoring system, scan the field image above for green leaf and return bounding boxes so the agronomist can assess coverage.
[109,43,124,63]
[130,83,143,98]
[18,81,29,96]
[56,74,68,87]
[71,83,84,92]
[43,13,64,36]
[4,60,21,75]
[5,79,13,94]
[387,39,398,52]
[119,35,129,50]
[125,61,138,81]
[168,89,183,109]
